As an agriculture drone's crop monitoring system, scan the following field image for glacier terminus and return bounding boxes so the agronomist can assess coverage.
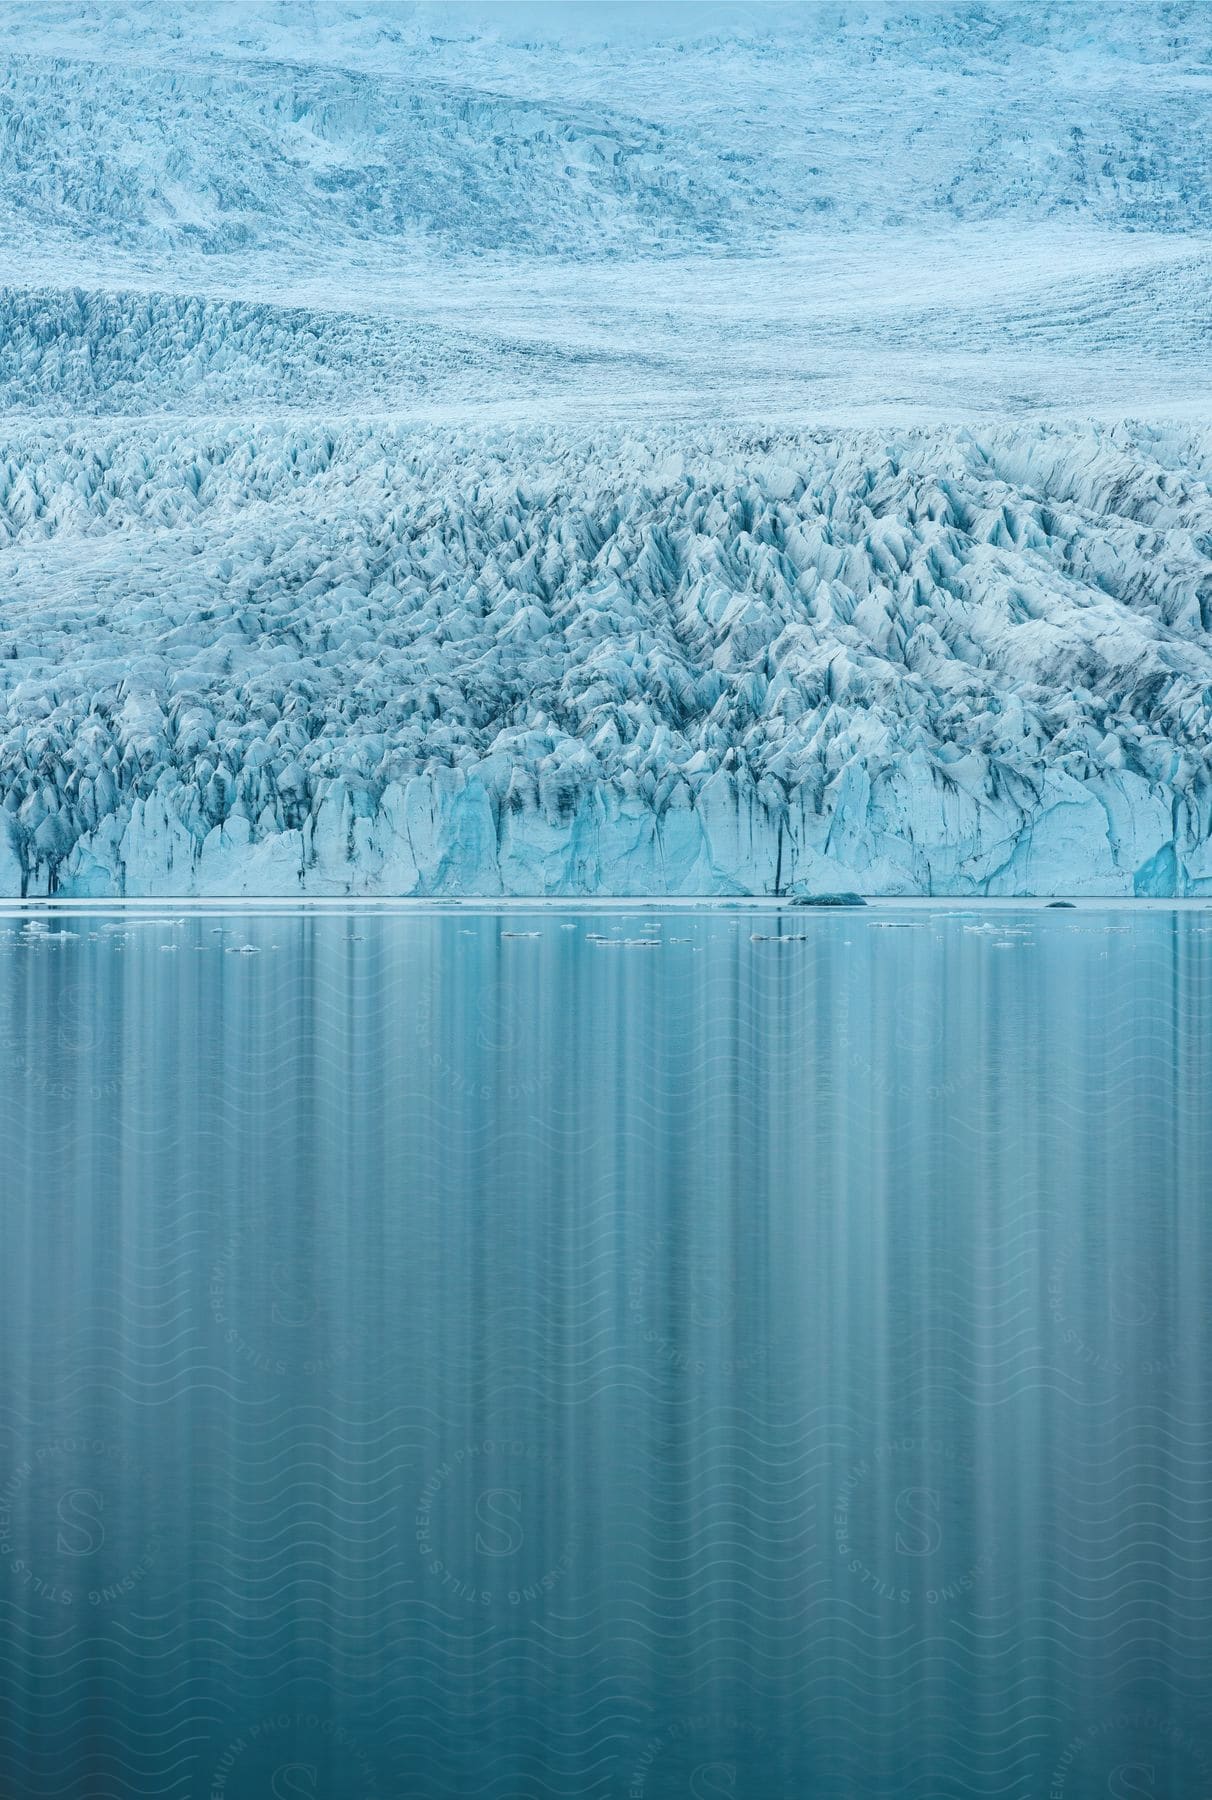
[2,0,1211,896]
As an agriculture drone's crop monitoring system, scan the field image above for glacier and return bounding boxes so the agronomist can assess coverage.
[2,421,1210,898]
[2,0,1211,896]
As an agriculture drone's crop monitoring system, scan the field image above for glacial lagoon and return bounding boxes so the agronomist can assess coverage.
[1,903,1210,1798]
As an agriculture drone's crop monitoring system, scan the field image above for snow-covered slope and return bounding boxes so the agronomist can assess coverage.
[2,423,1210,897]
[2,2,1210,895]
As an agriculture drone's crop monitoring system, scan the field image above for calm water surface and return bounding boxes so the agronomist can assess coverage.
[1,905,1210,1799]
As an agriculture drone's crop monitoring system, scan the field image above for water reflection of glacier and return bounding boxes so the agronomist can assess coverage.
[1,905,1209,1798]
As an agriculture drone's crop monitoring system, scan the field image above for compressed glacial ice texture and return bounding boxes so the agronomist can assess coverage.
[1,424,1210,898]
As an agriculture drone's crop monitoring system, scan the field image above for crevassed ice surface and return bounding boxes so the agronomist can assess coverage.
[4,424,1212,898]
[3,0,1212,893]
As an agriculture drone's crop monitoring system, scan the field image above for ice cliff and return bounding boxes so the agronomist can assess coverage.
[1,423,1209,897]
